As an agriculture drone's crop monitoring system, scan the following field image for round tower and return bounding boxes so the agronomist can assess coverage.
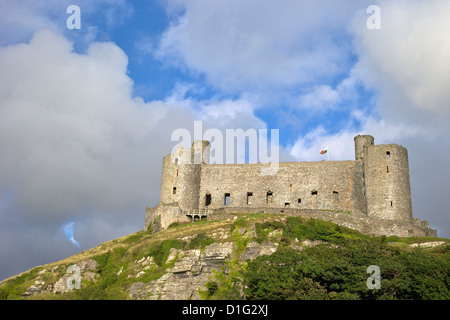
[160,146,185,205]
[364,144,412,220]
[354,134,374,161]
[159,140,210,210]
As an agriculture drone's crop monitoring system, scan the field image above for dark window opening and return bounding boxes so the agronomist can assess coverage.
[176,169,179,177]
[247,192,253,205]
[311,190,318,195]
[172,187,177,194]
[205,194,212,206]
[298,198,302,203]
[284,202,290,208]
[266,191,273,204]
[333,191,339,201]
[390,201,393,207]
[386,151,390,158]
[224,193,231,205]
[387,166,389,173]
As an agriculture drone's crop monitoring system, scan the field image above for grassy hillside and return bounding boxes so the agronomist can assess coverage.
[1,213,449,300]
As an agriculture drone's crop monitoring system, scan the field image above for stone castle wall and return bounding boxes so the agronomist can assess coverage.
[197,160,365,216]
[145,134,437,237]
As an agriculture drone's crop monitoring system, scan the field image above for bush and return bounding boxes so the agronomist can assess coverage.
[243,238,450,300]
[199,281,219,299]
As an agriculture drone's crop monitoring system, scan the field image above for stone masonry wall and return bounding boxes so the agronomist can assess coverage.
[198,160,366,216]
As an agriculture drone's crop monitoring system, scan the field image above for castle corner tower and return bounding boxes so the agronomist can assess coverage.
[361,138,413,221]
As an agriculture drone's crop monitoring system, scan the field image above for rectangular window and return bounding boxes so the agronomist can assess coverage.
[205,194,212,206]
[332,191,339,201]
[298,198,302,203]
[247,192,253,205]
[224,193,231,205]
[387,166,389,173]
[284,202,290,208]
[172,187,177,194]
[390,200,393,207]
[311,190,318,195]
[266,191,273,204]
[386,151,390,158]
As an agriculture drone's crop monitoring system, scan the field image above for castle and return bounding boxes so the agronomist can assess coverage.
[145,135,437,237]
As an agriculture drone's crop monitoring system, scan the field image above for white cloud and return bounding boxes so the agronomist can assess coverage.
[0,0,134,46]
[0,29,200,279]
[298,85,341,112]
[352,0,450,121]
[166,90,265,129]
[289,112,419,162]
[156,0,361,92]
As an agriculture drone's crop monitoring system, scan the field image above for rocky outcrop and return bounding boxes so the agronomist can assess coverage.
[409,241,447,248]
[129,242,236,300]
[128,239,281,300]
[22,259,99,297]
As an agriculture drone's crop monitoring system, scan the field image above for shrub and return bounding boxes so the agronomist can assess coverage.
[243,237,450,300]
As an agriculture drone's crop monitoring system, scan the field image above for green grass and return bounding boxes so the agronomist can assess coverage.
[254,221,285,244]
[2,214,448,300]
[185,233,215,250]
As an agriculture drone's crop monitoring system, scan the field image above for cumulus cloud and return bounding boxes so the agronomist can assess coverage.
[165,84,265,129]
[0,29,199,279]
[0,0,133,47]
[289,112,419,162]
[352,0,450,122]
[297,85,342,112]
[155,0,362,93]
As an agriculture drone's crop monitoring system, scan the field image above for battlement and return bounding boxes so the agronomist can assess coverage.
[145,135,437,237]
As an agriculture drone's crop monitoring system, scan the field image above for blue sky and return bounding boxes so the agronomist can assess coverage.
[0,0,449,281]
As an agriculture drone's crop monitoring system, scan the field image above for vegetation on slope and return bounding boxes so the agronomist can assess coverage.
[0,214,449,300]
[201,216,450,300]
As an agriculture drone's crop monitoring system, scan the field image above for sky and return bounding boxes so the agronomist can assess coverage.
[0,0,449,281]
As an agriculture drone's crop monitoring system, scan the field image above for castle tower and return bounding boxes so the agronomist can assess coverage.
[159,140,210,210]
[191,140,211,165]
[354,134,374,161]
[363,143,413,221]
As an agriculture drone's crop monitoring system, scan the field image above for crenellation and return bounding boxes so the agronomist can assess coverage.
[145,135,437,237]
